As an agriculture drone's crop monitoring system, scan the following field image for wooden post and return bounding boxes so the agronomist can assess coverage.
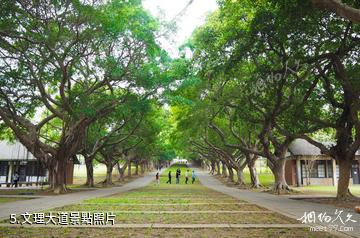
[332,159,337,186]
[7,161,13,184]
[296,158,302,186]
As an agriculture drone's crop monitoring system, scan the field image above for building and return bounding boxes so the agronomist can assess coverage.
[285,139,360,186]
[172,158,188,164]
[0,141,76,186]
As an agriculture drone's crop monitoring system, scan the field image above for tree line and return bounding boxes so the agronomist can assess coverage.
[0,0,176,193]
[170,0,360,200]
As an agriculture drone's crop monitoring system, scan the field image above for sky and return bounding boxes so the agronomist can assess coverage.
[142,0,218,57]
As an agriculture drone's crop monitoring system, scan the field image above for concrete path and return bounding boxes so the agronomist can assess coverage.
[198,171,360,238]
[0,171,158,221]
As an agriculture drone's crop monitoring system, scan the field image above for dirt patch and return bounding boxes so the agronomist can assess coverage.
[113,212,296,224]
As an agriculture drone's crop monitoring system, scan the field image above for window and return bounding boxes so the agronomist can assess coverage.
[327,161,333,178]
[318,164,325,178]
[301,164,306,178]
[301,161,318,178]
[0,162,7,176]
[25,161,46,176]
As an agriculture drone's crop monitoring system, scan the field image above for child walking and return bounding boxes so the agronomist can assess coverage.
[155,172,160,186]
[185,169,189,184]
[192,170,196,184]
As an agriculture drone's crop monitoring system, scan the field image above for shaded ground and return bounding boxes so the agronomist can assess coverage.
[291,197,360,210]
[294,185,360,197]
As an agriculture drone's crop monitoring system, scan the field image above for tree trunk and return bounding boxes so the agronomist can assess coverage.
[216,161,221,175]
[336,158,353,200]
[48,164,55,190]
[53,119,88,193]
[248,161,260,188]
[236,166,245,185]
[103,163,114,185]
[222,162,228,177]
[135,162,139,175]
[210,161,215,175]
[140,162,145,175]
[84,156,94,187]
[127,161,131,177]
[227,167,235,183]
[272,159,290,194]
[117,162,127,182]
[53,159,67,194]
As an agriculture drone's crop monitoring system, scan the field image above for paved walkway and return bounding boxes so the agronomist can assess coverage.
[0,171,158,221]
[198,171,360,238]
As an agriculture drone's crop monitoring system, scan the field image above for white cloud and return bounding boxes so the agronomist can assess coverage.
[142,0,218,57]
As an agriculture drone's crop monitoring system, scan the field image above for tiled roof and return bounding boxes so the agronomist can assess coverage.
[0,141,36,160]
[288,139,360,156]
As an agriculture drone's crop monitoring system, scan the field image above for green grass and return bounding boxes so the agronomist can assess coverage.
[72,164,139,185]
[158,164,199,185]
[0,197,32,203]
[225,167,360,197]
[243,171,274,187]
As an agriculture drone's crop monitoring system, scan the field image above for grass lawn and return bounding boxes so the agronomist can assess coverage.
[0,189,49,196]
[0,197,32,204]
[243,171,274,187]
[227,167,360,197]
[72,164,139,186]
[0,164,337,238]
[217,166,275,187]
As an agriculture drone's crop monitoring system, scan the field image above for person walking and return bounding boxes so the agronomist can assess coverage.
[192,170,196,184]
[185,169,189,184]
[12,172,19,188]
[155,172,160,186]
[176,168,181,184]
[166,171,172,184]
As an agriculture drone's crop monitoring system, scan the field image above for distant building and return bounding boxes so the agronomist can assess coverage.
[0,141,76,186]
[172,158,188,164]
[285,139,360,186]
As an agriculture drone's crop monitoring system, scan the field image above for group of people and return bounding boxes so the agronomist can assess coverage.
[155,168,197,185]
[167,168,196,184]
